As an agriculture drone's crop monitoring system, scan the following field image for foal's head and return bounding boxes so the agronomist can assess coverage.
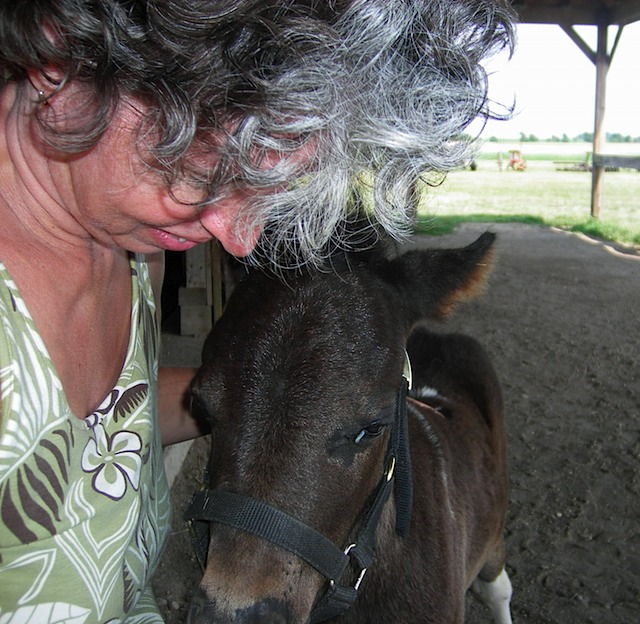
[188,234,495,622]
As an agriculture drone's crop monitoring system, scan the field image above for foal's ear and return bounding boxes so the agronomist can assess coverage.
[381,232,496,325]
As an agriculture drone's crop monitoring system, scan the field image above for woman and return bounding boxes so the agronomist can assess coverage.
[0,0,514,621]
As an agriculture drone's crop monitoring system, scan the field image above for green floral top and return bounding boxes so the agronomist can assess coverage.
[0,256,171,623]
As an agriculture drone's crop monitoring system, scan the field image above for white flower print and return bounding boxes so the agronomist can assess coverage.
[81,424,142,500]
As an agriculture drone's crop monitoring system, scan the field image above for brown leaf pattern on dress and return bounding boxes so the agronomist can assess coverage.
[113,384,148,422]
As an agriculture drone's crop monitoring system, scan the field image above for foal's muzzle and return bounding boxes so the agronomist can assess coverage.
[187,588,291,624]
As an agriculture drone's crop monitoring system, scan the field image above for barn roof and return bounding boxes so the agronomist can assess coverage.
[513,0,640,26]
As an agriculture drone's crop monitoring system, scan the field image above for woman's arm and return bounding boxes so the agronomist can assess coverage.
[157,366,209,446]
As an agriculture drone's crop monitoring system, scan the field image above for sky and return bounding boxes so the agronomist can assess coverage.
[480,21,640,140]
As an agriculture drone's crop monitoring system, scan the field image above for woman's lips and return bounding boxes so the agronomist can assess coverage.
[150,228,203,251]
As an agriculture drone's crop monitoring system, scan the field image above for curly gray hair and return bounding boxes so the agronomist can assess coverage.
[1,0,515,267]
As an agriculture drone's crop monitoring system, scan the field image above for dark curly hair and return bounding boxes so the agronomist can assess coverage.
[1,0,515,267]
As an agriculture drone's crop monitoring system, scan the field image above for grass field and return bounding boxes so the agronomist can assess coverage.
[415,145,640,246]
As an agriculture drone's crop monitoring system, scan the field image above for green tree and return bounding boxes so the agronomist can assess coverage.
[574,132,593,142]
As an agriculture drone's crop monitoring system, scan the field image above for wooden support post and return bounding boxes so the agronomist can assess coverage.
[590,23,609,219]
[179,245,212,337]
[562,23,626,220]
[209,240,225,324]
[177,241,228,335]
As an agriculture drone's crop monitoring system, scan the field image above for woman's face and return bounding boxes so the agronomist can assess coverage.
[57,97,264,256]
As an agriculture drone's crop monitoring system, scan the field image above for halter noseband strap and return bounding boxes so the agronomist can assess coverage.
[184,378,413,623]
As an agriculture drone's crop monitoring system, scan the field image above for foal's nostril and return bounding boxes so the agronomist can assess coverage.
[186,587,218,623]
[235,598,291,623]
[187,588,292,623]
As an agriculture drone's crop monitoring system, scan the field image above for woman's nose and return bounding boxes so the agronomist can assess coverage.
[198,201,262,257]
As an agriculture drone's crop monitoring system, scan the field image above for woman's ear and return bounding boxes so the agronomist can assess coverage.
[26,66,65,104]
[25,17,69,97]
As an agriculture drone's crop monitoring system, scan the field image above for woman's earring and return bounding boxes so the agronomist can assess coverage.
[35,89,49,106]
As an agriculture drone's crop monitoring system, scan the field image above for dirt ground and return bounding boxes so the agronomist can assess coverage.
[153,223,640,623]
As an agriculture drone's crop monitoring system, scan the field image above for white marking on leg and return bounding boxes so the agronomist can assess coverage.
[472,567,513,624]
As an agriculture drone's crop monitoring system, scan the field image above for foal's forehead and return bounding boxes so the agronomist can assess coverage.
[226,269,399,367]
[194,267,404,419]
[257,271,390,337]
[239,269,369,317]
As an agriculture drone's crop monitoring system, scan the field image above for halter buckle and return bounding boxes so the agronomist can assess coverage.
[403,350,413,390]
[386,455,396,482]
[330,543,367,592]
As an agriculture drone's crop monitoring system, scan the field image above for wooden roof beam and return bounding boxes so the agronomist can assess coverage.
[514,3,640,26]
[516,7,604,25]
[614,6,640,25]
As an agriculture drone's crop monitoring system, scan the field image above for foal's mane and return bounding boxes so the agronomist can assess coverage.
[224,217,401,295]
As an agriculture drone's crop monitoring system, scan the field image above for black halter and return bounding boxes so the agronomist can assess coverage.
[184,378,413,623]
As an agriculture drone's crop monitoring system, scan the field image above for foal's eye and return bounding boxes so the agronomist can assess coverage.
[354,422,387,444]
